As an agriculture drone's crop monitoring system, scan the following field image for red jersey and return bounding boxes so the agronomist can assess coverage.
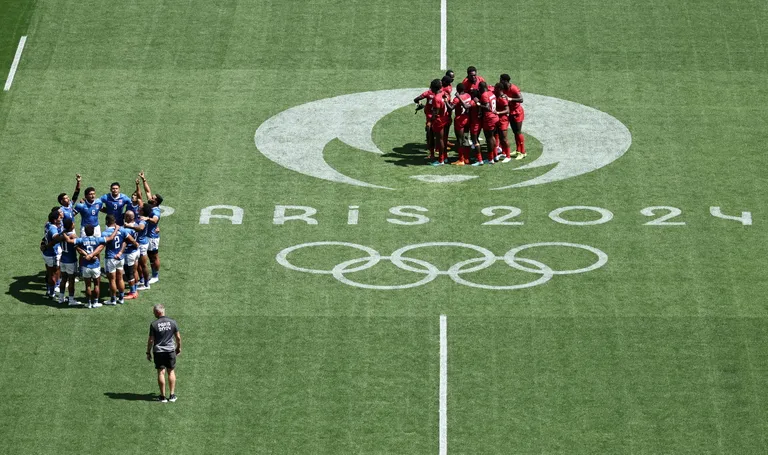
[479,91,498,120]
[504,84,522,110]
[452,93,472,120]
[431,93,451,126]
[420,89,436,120]
[461,75,485,93]
[496,94,509,117]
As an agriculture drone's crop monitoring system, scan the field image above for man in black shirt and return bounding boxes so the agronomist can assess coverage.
[147,304,181,403]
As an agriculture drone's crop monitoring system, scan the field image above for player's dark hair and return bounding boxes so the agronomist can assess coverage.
[51,206,61,213]
[429,79,442,93]
[142,204,153,217]
[494,82,504,92]
[470,89,480,98]
[441,75,452,87]
[84,186,95,194]
[111,182,120,188]
[445,69,454,80]
[499,79,510,91]
[478,81,488,93]
[105,214,116,226]
[63,218,74,231]
[48,211,59,222]
[467,66,477,74]
[154,194,163,206]
[456,83,465,93]
[500,73,511,82]
[58,193,67,205]
[85,225,95,236]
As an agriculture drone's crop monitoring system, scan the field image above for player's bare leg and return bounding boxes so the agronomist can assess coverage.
[483,129,496,163]
[169,369,176,396]
[107,272,118,304]
[149,251,160,278]
[452,128,467,165]
[157,367,166,397]
[432,129,446,165]
[425,123,435,160]
[498,127,511,161]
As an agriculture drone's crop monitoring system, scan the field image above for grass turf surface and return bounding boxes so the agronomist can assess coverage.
[2,0,768,453]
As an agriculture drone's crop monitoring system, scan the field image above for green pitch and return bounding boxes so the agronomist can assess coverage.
[2,0,768,453]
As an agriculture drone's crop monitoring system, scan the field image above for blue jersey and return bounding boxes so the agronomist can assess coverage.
[127,202,141,219]
[101,193,132,225]
[74,200,103,227]
[61,202,76,221]
[147,207,161,239]
[75,236,106,268]
[60,231,78,264]
[121,227,138,254]
[42,223,61,257]
[124,220,148,245]
[103,226,129,259]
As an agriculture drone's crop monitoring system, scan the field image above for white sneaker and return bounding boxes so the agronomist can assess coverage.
[501,157,512,163]
[91,302,103,308]
[137,285,150,291]
[54,286,60,293]
[148,277,159,284]
[117,299,125,305]
[104,301,117,306]
[68,298,81,306]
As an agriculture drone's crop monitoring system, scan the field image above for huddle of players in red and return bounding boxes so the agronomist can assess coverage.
[414,66,525,166]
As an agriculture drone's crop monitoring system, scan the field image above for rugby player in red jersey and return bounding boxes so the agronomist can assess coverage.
[475,81,499,165]
[468,89,483,164]
[451,83,473,165]
[494,83,512,163]
[500,74,525,159]
[414,86,437,160]
[461,66,486,93]
[429,79,452,166]
[440,75,454,152]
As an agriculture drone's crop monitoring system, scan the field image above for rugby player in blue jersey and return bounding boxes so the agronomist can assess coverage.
[58,174,81,222]
[100,182,132,226]
[74,187,104,237]
[138,171,163,284]
[121,210,142,299]
[45,218,81,305]
[64,225,119,308]
[41,210,62,299]
[103,215,138,305]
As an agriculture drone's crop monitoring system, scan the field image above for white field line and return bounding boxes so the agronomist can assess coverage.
[3,36,27,92]
[439,314,448,455]
[440,0,447,70]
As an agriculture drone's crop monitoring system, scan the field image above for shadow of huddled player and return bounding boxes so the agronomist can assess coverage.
[383,142,433,167]
[7,271,110,308]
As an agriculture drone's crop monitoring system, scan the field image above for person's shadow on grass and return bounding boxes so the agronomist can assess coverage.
[104,392,157,401]
[8,271,113,309]
[383,142,431,167]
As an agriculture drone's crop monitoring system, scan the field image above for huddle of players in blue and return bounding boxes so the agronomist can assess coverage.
[41,172,164,308]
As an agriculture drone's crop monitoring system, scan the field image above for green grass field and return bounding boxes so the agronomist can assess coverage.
[2,0,768,453]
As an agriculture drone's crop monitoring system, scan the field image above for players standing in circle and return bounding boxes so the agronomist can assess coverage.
[494,83,512,163]
[74,187,103,237]
[58,174,81,222]
[67,225,119,308]
[500,74,525,159]
[451,83,473,166]
[41,210,62,299]
[100,182,132,226]
[428,79,452,166]
[103,214,138,305]
[476,81,499,164]
[138,171,163,284]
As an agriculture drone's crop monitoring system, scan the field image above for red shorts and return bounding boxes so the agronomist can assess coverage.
[482,115,499,132]
[510,105,524,123]
[498,115,509,131]
[469,120,481,136]
[454,116,469,131]
[431,119,449,133]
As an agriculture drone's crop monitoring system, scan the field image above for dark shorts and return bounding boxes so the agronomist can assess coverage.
[154,351,176,370]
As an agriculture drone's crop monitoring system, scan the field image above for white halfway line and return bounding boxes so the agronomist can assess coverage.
[4,36,27,92]
[440,0,447,70]
[439,314,448,455]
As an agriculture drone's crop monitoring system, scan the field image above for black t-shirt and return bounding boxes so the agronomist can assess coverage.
[149,317,178,353]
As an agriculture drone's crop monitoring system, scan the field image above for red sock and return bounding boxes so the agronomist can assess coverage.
[502,143,511,158]
[476,150,483,162]
[515,134,525,154]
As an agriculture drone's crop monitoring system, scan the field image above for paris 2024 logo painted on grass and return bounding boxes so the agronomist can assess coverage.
[254,89,632,190]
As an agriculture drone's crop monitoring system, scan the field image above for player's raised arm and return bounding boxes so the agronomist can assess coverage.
[139,171,153,200]
[72,174,82,202]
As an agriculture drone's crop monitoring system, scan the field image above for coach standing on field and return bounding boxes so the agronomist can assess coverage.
[146,304,181,403]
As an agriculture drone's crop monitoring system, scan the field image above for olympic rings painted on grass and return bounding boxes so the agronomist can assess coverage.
[276,241,608,290]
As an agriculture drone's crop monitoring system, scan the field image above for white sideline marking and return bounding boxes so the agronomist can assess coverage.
[440,0,447,70]
[439,314,448,455]
[3,36,27,92]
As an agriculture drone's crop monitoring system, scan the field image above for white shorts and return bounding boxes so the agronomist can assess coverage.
[105,258,124,273]
[125,250,139,266]
[61,262,77,275]
[80,225,102,238]
[139,243,149,256]
[148,238,159,252]
[82,267,101,279]
[42,253,61,268]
